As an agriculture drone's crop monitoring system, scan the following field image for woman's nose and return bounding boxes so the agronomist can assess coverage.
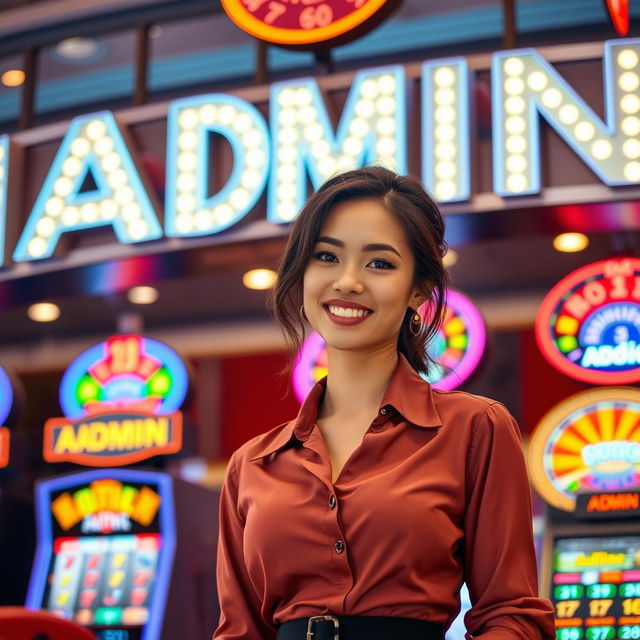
[333,266,364,294]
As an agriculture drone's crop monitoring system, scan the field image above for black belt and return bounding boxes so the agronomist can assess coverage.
[277,615,446,640]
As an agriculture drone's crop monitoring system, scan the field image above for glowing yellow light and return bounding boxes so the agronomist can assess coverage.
[376,137,396,156]
[36,217,55,237]
[218,105,236,125]
[443,249,458,268]
[86,120,107,140]
[299,106,317,125]
[175,213,194,233]
[121,202,141,221]
[94,137,114,156]
[177,152,197,172]
[295,88,313,107]
[71,137,90,157]
[303,124,324,143]
[214,204,234,225]
[435,106,455,124]
[623,138,640,159]
[100,199,118,219]
[80,202,99,222]
[277,164,297,183]
[195,210,214,230]
[128,220,149,240]
[503,57,524,76]
[177,173,196,193]
[624,161,640,181]
[553,232,589,253]
[354,98,375,118]
[360,79,378,99]
[591,139,612,160]
[200,105,218,124]
[505,116,526,135]
[622,116,640,136]
[505,96,525,115]
[45,198,64,217]
[506,154,527,173]
[230,187,250,210]
[618,49,639,70]
[435,142,456,160]
[434,67,455,87]
[435,161,456,179]
[28,237,47,258]
[504,77,525,95]
[62,206,80,225]
[178,131,197,151]
[101,152,121,173]
[506,174,527,192]
[377,74,396,95]
[621,93,640,115]
[28,302,60,322]
[344,137,363,157]
[619,72,640,92]
[349,118,370,137]
[541,88,562,109]
[54,177,73,197]
[558,104,580,125]
[246,149,266,167]
[277,146,296,164]
[276,201,297,221]
[233,113,252,132]
[574,121,596,142]
[127,286,158,305]
[505,135,526,154]
[527,71,548,92]
[278,128,299,146]
[62,157,82,177]
[435,124,455,141]
[435,181,456,200]
[278,88,296,108]
[435,88,455,105]
[177,193,196,214]
[318,156,337,176]
[1,69,25,87]
[108,169,128,190]
[376,96,396,116]
[241,169,262,189]
[241,268,277,290]
[179,109,199,129]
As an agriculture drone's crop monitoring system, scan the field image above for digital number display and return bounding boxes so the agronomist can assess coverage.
[551,536,640,640]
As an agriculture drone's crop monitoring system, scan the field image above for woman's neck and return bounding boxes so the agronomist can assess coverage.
[318,344,399,421]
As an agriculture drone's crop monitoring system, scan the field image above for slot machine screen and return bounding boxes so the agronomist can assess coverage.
[551,535,640,640]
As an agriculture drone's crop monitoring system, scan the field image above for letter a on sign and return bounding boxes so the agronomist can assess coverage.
[14,111,162,262]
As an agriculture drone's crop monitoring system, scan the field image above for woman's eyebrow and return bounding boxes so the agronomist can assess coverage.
[316,236,402,258]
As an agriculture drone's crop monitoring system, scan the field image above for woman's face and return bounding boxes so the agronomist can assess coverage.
[303,197,426,353]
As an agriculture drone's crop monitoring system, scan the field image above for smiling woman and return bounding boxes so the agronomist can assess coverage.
[212,166,556,640]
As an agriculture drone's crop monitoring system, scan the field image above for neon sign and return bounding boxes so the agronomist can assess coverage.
[536,257,640,385]
[2,39,640,264]
[292,289,486,400]
[220,0,398,47]
[0,365,12,468]
[44,335,188,466]
[606,0,629,36]
[527,387,640,512]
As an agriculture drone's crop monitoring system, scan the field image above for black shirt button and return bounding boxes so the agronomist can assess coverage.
[334,540,345,554]
[329,494,336,509]
[380,407,387,415]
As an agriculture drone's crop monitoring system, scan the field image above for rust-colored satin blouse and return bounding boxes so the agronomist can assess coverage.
[212,353,556,640]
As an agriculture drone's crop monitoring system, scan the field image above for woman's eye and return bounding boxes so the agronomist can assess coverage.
[313,251,337,262]
[369,258,394,269]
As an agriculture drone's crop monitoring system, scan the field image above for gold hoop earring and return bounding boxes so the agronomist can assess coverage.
[300,305,308,321]
[409,310,423,336]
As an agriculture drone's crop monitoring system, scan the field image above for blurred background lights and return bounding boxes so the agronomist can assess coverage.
[127,286,159,305]
[443,249,458,268]
[242,268,277,290]
[28,302,60,322]
[553,232,589,253]
[55,37,100,61]
[1,69,25,87]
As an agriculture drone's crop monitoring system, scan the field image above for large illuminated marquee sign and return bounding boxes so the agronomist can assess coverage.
[536,257,640,385]
[2,39,640,266]
[528,387,640,512]
[220,0,399,47]
[44,335,188,466]
[292,289,485,400]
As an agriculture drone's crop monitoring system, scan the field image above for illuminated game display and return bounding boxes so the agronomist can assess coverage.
[528,387,640,512]
[551,535,640,639]
[220,0,399,47]
[536,257,640,386]
[44,335,188,466]
[292,289,486,401]
[28,470,174,640]
[0,364,13,467]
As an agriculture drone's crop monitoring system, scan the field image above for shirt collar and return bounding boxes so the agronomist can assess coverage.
[249,352,442,462]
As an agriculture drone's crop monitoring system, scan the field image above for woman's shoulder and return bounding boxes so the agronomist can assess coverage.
[430,387,517,430]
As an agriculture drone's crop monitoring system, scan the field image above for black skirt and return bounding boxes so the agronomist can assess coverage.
[276,615,446,640]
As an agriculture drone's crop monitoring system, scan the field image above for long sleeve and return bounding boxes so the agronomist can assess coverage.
[212,450,278,640]
[462,402,556,640]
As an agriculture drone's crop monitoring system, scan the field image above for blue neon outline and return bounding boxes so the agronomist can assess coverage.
[13,111,162,262]
[421,58,471,202]
[0,365,13,426]
[26,469,176,640]
[267,65,407,223]
[165,93,270,238]
[67,153,111,206]
[0,135,7,265]
[492,39,640,196]
[59,337,189,419]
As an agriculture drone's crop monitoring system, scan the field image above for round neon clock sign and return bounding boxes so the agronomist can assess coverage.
[536,257,640,385]
[60,334,189,419]
[292,289,486,401]
[220,0,399,47]
[528,387,640,512]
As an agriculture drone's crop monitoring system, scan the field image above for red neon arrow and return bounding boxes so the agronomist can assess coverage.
[605,0,629,35]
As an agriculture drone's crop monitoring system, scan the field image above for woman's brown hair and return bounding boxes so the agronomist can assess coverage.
[267,166,449,376]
